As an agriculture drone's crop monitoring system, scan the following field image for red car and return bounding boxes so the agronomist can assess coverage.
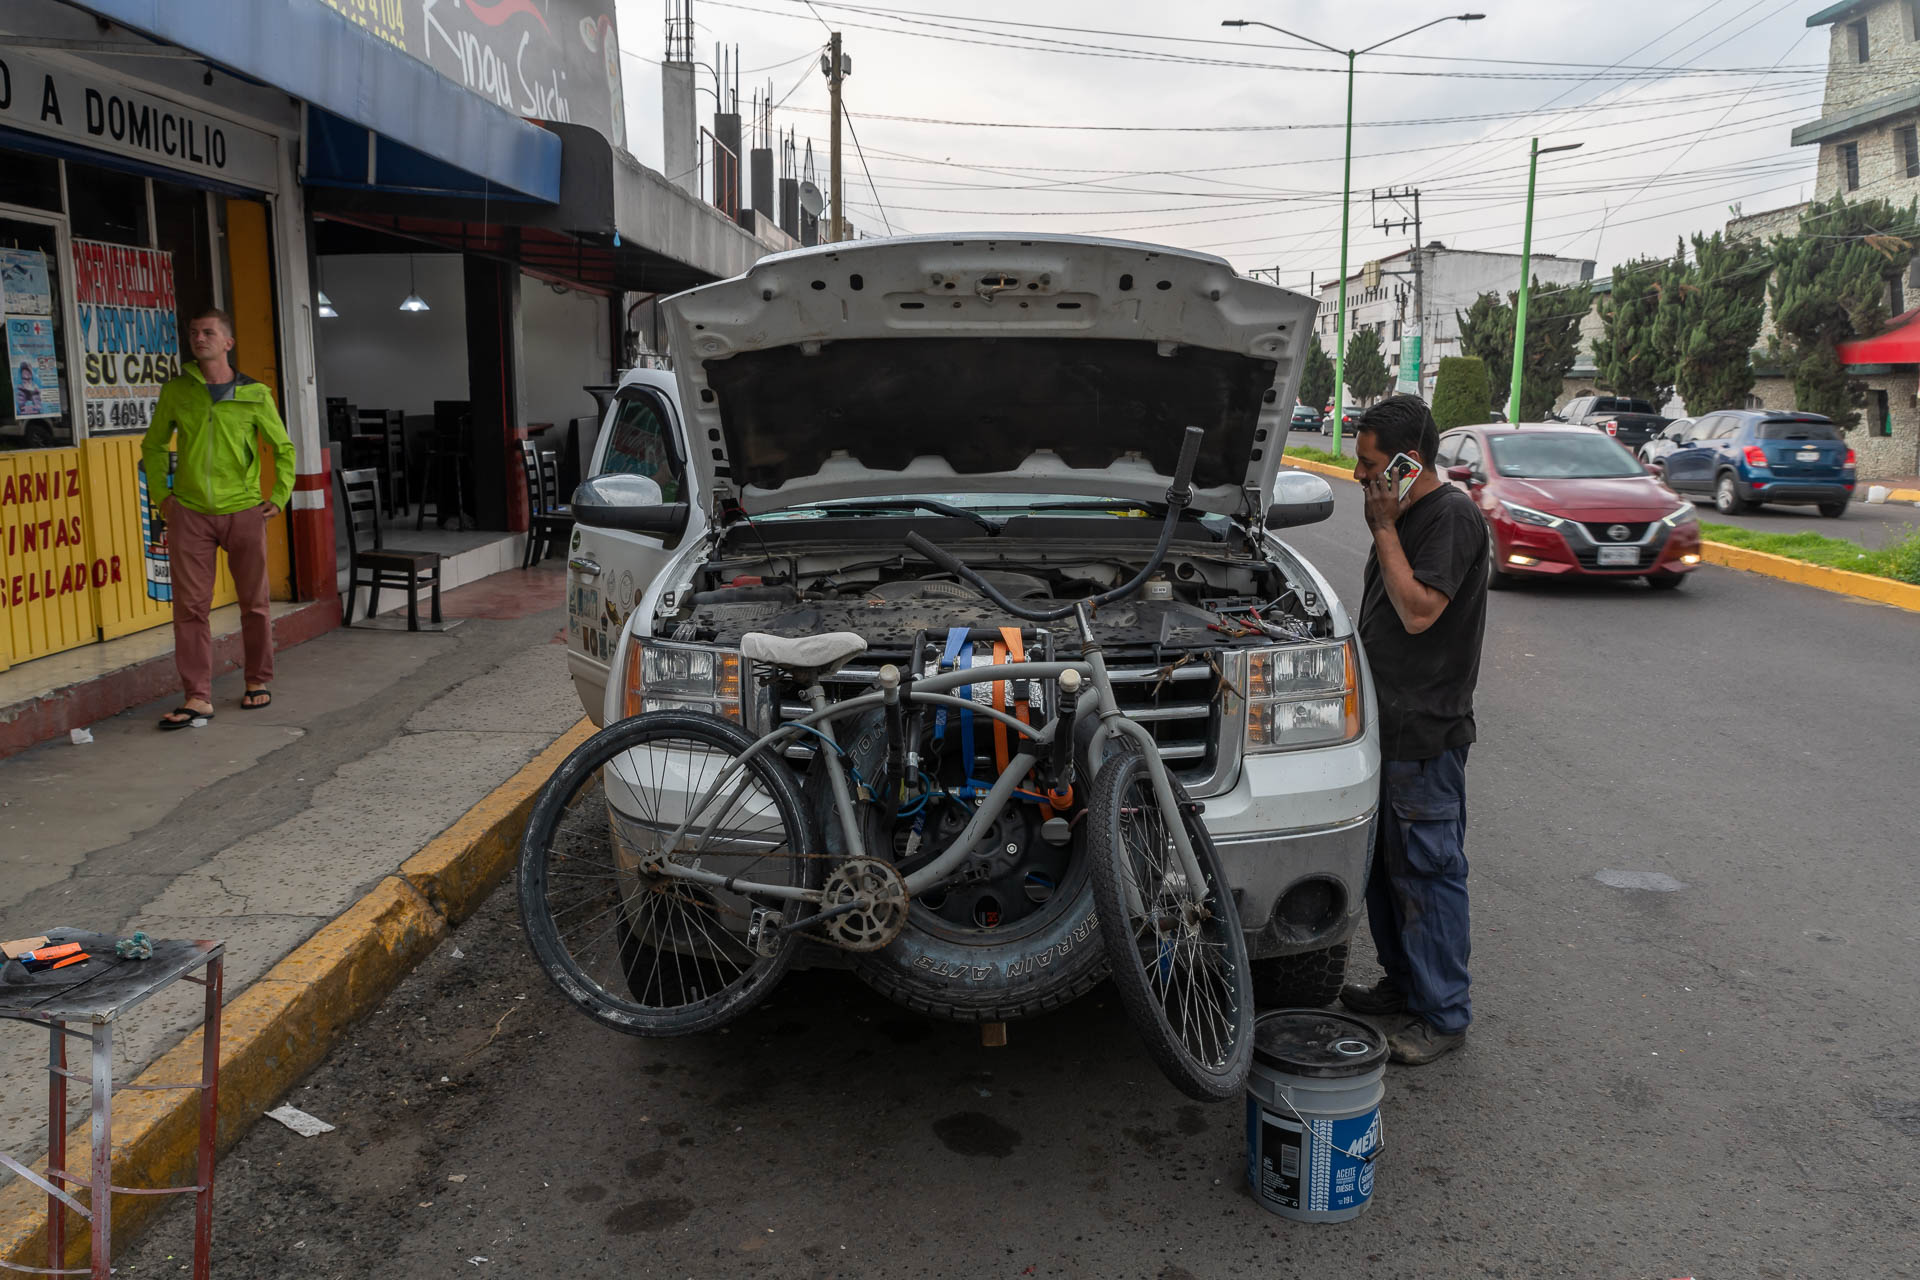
[1437,424,1702,590]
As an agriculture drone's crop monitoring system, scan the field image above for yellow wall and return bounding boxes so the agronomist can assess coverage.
[0,448,99,669]
[226,197,293,600]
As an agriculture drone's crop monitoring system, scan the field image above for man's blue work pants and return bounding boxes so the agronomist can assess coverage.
[1365,746,1472,1036]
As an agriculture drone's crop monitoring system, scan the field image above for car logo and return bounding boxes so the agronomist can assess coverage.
[1607,524,1631,541]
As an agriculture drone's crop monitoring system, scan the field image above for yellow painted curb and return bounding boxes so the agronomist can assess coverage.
[0,721,592,1273]
[401,719,594,924]
[1282,453,1355,482]
[1696,541,1920,613]
[1883,487,1920,504]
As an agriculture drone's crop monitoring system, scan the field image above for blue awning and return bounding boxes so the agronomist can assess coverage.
[65,0,561,203]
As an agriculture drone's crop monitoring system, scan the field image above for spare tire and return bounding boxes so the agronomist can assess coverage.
[804,711,1107,1022]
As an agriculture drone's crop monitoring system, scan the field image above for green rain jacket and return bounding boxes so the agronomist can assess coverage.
[141,362,296,515]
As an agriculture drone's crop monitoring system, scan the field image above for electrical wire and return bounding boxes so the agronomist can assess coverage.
[843,106,896,235]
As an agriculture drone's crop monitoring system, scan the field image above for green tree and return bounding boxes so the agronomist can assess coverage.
[1593,251,1683,405]
[1299,338,1335,414]
[1431,356,1492,431]
[1343,324,1392,405]
[1516,279,1594,422]
[1456,292,1514,409]
[1659,230,1770,415]
[1768,194,1918,428]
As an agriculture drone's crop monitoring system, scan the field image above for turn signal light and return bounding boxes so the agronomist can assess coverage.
[1742,445,1768,468]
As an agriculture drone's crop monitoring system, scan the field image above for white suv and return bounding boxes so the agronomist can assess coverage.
[564,235,1379,1019]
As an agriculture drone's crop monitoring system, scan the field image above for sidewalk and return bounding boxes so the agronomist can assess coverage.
[0,562,578,1194]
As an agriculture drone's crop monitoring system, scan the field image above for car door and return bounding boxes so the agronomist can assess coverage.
[565,381,697,724]
[1664,414,1717,491]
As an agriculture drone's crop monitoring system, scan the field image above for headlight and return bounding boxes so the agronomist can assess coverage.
[1498,500,1565,529]
[1661,501,1697,528]
[624,640,743,720]
[1243,639,1363,753]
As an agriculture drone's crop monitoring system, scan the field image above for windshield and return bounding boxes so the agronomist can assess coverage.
[1489,433,1644,479]
[1756,419,1839,440]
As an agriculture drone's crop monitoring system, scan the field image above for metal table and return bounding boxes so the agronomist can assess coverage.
[0,930,223,1279]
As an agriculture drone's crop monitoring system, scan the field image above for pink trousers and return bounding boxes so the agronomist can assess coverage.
[169,504,273,705]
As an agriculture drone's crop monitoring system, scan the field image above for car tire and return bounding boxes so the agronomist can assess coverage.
[1714,472,1751,515]
[1645,571,1685,590]
[1818,500,1848,518]
[1250,944,1350,1009]
[806,711,1108,1023]
[1485,528,1515,590]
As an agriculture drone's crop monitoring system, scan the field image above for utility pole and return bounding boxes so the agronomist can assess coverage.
[1373,186,1423,397]
[1508,138,1583,420]
[825,32,846,242]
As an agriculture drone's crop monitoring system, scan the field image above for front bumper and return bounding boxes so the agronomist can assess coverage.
[1496,515,1702,578]
[1204,733,1379,959]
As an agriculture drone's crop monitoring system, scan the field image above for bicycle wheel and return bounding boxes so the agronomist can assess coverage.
[1088,747,1255,1101]
[518,711,820,1037]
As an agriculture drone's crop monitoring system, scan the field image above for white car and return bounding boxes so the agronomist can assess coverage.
[1639,417,1694,473]
[564,235,1380,1020]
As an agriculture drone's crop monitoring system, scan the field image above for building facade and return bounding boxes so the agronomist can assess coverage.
[1311,244,1594,402]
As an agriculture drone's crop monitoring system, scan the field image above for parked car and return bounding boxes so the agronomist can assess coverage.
[1639,417,1693,473]
[1559,394,1668,451]
[1659,410,1856,516]
[1436,423,1702,589]
[565,233,1380,1018]
[1290,403,1323,432]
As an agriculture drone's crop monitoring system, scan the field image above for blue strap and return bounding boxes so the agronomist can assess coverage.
[933,628,970,742]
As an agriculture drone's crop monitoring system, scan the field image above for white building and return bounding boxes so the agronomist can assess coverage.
[1310,244,1595,400]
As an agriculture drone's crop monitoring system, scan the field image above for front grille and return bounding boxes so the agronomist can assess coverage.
[769,648,1221,785]
[1580,521,1650,542]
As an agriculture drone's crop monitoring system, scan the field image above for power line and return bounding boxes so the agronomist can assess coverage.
[842,105,895,234]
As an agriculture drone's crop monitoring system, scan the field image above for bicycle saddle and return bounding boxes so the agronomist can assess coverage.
[740,631,868,676]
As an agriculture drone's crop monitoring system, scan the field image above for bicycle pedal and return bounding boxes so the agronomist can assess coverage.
[747,907,786,958]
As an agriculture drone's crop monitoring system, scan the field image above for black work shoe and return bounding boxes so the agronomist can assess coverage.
[1387,1020,1466,1066]
[1339,977,1408,1016]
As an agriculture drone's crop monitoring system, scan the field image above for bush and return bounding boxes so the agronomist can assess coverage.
[1431,356,1492,431]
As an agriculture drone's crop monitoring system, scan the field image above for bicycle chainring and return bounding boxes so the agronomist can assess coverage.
[818,858,911,953]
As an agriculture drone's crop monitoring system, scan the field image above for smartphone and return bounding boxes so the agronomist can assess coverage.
[1386,452,1424,502]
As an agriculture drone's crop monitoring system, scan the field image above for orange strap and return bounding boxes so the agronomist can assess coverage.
[991,628,1033,777]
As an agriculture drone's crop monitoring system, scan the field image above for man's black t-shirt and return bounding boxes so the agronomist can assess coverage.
[1359,484,1489,762]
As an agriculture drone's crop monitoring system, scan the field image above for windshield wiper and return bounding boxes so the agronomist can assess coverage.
[811,499,1004,536]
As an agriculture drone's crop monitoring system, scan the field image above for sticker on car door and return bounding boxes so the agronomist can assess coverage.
[569,582,605,658]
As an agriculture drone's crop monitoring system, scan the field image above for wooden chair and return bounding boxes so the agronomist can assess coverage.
[355,409,409,518]
[521,440,576,568]
[417,401,471,531]
[337,467,442,630]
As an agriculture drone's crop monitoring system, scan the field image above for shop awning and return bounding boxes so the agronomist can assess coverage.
[66,0,561,203]
[1837,309,1920,367]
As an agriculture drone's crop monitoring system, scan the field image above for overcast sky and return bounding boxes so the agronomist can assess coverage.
[612,0,1831,292]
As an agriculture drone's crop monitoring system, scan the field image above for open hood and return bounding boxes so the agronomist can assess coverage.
[660,235,1319,518]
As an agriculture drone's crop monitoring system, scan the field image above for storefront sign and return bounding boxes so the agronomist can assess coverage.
[0,50,279,192]
[315,0,627,148]
[71,240,180,436]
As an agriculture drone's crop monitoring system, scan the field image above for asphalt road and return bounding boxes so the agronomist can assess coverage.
[122,488,1920,1279]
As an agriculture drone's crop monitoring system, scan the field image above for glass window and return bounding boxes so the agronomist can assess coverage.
[153,180,216,328]
[1850,19,1869,61]
[1868,392,1892,438]
[0,148,62,213]
[1840,142,1861,192]
[1900,126,1920,180]
[598,392,682,501]
[65,162,150,246]
[1434,434,1459,467]
[0,216,78,450]
[1488,432,1641,479]
[1755,418,1841,441]
[1456,435,1484,474]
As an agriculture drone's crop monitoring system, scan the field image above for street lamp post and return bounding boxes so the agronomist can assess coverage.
[1506,139,1584,422]
[1224,13,1484,453]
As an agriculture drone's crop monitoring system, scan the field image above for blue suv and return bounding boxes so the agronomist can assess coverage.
[1661,410,1856,517]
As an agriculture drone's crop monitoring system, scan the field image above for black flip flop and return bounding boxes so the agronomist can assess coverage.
[241,689,273,710]
[158,707,213,731]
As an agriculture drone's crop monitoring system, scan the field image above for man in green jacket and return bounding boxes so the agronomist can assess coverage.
[141,308,296,729]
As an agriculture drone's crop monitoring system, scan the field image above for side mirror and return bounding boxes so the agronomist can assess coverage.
[1445,464,1473,483]
[1266,471,1336,529]
[571,473,690,536]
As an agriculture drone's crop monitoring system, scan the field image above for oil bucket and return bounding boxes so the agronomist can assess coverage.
[1245,1009,1387,1223]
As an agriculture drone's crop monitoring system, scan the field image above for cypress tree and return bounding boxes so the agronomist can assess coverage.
[1300,338,1335,415]
[1456,292,1513,409]
[1661,230,1770,415]
[1515,279,1594,422]
[1431,356,1492,431]
[1594,252,1682,406]
[1767,194,1918,428]
[1343,325,1392,405]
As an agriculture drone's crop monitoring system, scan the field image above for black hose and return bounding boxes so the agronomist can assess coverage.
[906,426,1207,623]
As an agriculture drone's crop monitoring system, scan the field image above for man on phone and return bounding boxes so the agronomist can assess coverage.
[1342,394,1488,1065]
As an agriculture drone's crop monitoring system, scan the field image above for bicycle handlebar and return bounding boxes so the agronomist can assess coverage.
[904,426,1207,623]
